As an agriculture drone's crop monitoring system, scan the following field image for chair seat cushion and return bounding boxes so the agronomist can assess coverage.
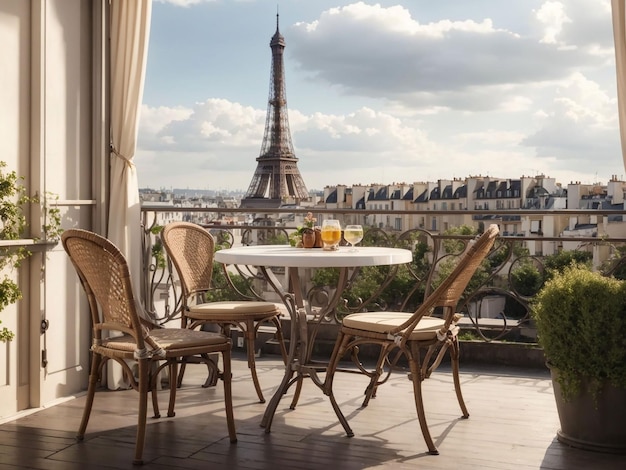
[188,301,281,320]
[149,328,229,349]
[100,328,228,354]
[342,312,445,341]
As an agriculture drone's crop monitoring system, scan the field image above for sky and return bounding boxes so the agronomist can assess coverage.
[136,0,624,192]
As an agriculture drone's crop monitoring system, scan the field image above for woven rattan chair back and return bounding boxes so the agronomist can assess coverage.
[394,223,500,339]
[161,221,215,299]
[62,228,144,344]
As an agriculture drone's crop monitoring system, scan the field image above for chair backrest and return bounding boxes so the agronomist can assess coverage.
[394,224,499,337]
[62,229,145,345]
[161,222,215,298]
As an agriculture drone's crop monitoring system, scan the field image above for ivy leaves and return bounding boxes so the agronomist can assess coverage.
[0,162,62,342]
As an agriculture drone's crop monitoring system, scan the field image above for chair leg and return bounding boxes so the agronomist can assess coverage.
[362,346,389,408]
[244,321,265,403]
[134,357,150,465]
[408,344,438,455]
[323,330,348,395]
[178,322,221,389]
[221,348,237,443]
[327,385,354,437]
[167,360,178,417]
[450,337,469,418]
[200,353,219,388]
[77,353,102,442]
[271,316,288,365]
[150,364,161,419]
[176,357,187,388]
[323,331,354,437]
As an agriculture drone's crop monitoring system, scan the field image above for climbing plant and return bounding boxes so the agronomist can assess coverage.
[0,162,61,342]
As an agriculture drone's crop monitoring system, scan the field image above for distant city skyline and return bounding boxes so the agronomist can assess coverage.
[136,0,624,192]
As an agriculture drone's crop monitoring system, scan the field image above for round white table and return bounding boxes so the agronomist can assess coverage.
[214,244,413,433]
[214,245,413,268]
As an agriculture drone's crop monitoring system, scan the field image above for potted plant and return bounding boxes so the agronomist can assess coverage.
[531,265,626,453]
[289,212,319,248]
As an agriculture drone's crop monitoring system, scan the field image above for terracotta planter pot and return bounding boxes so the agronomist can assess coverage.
[550,366,626,454]
[314,228,323,248]
[302,229,316,248]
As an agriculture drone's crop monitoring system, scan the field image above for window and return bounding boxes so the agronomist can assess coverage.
[531,220,542,233]
[394,218,402,230]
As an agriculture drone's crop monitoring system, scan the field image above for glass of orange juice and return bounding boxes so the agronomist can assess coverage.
[321,219,342,251]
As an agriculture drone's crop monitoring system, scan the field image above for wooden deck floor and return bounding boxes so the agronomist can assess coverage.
[1,352,624,469]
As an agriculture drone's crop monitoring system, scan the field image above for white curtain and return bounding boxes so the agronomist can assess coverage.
[612,0,626,170]
[108,0,152,389]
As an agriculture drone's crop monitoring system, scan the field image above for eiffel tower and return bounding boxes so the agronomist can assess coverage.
[240,14,309,208]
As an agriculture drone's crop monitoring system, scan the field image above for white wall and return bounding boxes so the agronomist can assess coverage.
[0,0,97,420]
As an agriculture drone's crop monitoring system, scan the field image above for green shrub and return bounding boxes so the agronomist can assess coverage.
[510,261,543,297]
[531,266,626,400]
[543,250,592,278]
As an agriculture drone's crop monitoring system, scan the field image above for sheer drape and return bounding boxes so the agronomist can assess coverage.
[107,0,152,389]
[612,0,626,170]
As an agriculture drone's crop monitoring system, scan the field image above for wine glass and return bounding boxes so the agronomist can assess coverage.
[321,219,342,251]
[344,225,363,251]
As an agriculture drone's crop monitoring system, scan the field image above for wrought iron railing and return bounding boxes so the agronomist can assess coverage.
[140,206,626,344]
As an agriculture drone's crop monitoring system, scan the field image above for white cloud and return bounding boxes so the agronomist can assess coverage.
[136,100,268,189]
[523,72,620,174]
[553,0,613,50]
[139,105,193,136]
[136,99,442,188]
[536,1,571,44]
[137,0,624,190]
[139,99,265,151]
[154,0,216,7]
[288,1,609,112]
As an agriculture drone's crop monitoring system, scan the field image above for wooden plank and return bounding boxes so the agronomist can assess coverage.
[0,353,624,469]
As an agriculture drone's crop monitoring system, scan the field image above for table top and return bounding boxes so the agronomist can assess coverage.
[214,245,413,268]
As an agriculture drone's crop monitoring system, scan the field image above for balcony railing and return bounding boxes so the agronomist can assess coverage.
[140,205,626,344]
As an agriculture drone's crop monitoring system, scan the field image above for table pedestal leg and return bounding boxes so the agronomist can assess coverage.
[259,266,303,431]
[260,364,295,430]
[259,265,352,432]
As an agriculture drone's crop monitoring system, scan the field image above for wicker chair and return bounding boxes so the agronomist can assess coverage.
[323,224,499,455]
[62,229,237,465]
[161,222,288,403]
